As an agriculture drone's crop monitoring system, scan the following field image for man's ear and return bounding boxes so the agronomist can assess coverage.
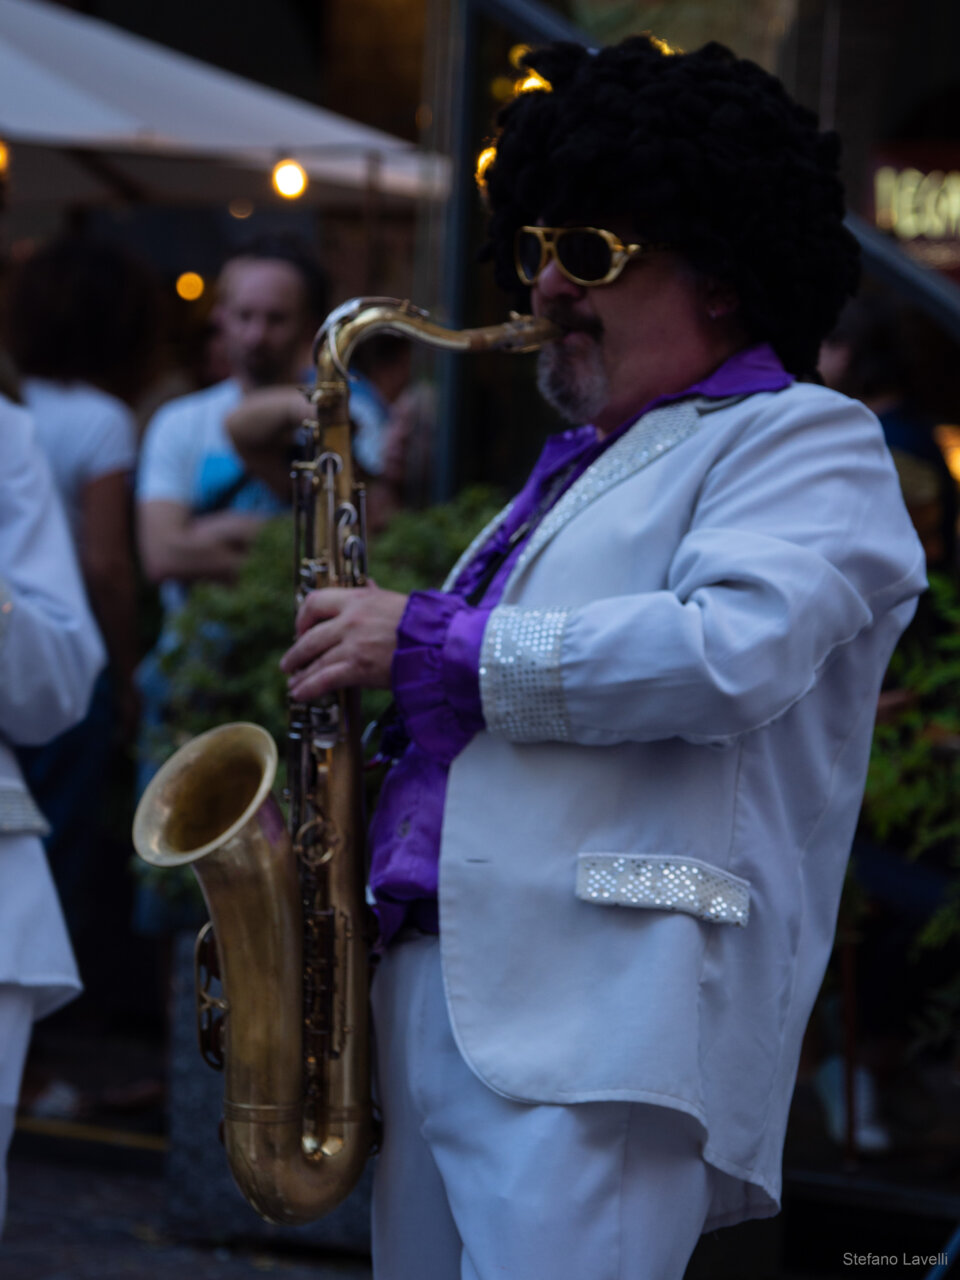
[701,278,739,321]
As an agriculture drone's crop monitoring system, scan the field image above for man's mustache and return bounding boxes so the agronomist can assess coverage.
[542,306,603,341]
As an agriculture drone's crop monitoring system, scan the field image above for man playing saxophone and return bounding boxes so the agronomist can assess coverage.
[280,37,926,1280]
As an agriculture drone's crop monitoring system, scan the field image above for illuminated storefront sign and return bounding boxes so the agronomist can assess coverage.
[873,160,960,274]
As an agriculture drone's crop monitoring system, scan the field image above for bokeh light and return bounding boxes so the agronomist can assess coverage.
[475,145,497,193]
[272,159,307,199]
[176,271,205,302]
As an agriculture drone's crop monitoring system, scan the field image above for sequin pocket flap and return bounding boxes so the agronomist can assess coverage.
[576,853,749,926]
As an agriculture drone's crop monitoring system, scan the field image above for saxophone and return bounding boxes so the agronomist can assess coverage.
[132,298,559,1226]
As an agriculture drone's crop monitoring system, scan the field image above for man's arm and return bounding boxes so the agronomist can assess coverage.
[226,386,313,500]
[137,499,265,585]
[79,470,140,738]
[282,394,926,750]
[483,394,926,747]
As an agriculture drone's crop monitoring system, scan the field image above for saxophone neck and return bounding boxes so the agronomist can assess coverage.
[312,297,560,384]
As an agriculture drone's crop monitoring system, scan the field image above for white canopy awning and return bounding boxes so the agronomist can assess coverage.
[0,0,448,205]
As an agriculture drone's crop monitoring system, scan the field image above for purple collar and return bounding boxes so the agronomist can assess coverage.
[597,342,793,446]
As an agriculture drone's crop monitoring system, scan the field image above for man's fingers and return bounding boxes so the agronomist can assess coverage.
[295,587,353,636]
[283,583,405,697]
[281,617,342,674]
[288,658,352,702]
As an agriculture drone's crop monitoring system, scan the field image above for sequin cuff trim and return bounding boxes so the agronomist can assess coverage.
[0,578,12,657]
[0,787,51,836]
[480,605,571,742]
[576,853,750,926]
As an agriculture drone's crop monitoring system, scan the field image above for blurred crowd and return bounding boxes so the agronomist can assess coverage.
[0,227,959,1231]
[0,229,430,1233]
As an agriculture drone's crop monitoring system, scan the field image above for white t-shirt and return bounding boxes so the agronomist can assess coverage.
[350,375,389,476]
[22,379,137,550]
[137,379,287,615]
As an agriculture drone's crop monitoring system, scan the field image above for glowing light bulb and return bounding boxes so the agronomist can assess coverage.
[648,34,680,55]
[475,145,497,192]
[517,69,551,94]
[0,141,9,175]
[272,159,307,199]
[176,272,205,302]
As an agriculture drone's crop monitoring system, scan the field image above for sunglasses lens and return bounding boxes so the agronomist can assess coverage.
[556,230,613,282]
[516,230,544,284]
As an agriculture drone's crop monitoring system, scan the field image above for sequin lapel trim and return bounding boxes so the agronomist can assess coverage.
[505,399,704,592]
[576,853,750,926]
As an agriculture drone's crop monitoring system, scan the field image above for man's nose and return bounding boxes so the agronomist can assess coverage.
[534,254,585,302]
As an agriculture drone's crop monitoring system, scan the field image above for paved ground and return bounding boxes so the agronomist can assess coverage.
[6,1019,960,1280]
[6,1136,960,1280]
[2,1144,372,1280]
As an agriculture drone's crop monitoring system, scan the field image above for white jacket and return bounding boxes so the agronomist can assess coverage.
[0,398,104,1013]
[437,383,925,1226]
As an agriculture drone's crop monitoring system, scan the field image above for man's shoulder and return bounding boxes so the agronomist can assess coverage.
[146,379,241,435]
[701,380,881,441]
[0,394,39,467]
[25,378,136,456]
[138,380,242,503]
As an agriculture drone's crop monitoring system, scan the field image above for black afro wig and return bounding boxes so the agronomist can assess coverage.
[483,37,860,376]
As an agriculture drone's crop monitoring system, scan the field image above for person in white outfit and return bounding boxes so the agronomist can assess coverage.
[280,38,927,1280]
[5,237,157,957]
[0,395,104,1232]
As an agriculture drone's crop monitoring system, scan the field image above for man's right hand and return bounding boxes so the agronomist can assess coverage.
[226,386,315,499]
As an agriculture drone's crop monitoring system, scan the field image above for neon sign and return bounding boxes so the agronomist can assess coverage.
[874,166,960,241]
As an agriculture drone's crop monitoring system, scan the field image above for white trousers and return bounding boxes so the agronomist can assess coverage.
[0,986,34,1235]
[371,934,713,1280]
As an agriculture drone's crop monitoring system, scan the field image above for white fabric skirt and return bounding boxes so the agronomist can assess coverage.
[0,832,81,1020]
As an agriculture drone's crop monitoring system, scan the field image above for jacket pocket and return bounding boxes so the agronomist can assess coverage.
[576,852,750,926]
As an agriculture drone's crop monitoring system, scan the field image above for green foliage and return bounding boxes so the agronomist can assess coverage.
[367,485,506,593]
[157,516,293,753]
[862,576,960,869]
[859,573,960,1051]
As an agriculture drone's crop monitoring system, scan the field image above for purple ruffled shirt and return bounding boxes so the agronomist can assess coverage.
[368,344,793,944]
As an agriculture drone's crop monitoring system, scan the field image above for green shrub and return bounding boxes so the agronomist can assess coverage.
[859,574,960,1051]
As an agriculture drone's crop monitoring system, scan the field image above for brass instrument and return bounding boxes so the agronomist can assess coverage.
[132,298,558,1226]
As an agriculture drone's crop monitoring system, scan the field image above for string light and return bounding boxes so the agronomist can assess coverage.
[647,33,680,55]
[517,69,551,94]
[475,144,497,193]
[176,272,205,302]
[477,47,554,193]
[272,159,307,199]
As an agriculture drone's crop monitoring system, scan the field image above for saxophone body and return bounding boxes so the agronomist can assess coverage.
[132,299,558,1226]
